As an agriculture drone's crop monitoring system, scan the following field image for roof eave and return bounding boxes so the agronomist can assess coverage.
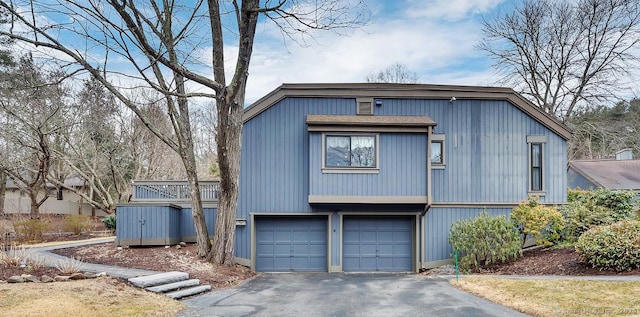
[244,83,572,140]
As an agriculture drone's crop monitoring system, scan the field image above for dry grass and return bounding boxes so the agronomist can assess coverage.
[0,277,184,317]
[452,276,640,317]
[55,256,85,275]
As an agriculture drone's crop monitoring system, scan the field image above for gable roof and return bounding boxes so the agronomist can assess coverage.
[244,83,572,140]
[568,160,640,191]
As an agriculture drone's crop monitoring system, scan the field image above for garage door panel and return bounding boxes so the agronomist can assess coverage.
[360,231,377,242]
[256,216,328,272]
[343,216,413,272]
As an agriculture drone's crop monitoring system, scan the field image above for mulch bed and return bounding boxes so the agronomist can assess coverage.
[52,243,256,289]
[478,246,640,276]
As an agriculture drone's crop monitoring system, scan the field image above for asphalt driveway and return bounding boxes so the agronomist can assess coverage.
[180,273,528,317]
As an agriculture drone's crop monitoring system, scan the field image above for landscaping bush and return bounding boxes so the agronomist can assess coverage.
[449,211,522,271]
[575,220,640,272]
[568,188,638,220]
[101,214,116,232]
[561,189,638,242]
[63,214,93,235]
[13,219,49,242]
[510,197,564,247]
[560,200,615,242]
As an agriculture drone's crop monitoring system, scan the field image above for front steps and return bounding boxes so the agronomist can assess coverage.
[128,271,211,299]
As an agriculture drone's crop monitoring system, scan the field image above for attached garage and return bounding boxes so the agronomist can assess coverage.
[343,216,414,272]
[255,216,328,272]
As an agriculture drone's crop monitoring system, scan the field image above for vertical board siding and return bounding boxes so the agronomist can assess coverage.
[424,207,512,262]
[115,204,181,245]
[309,133,427,196]
[376,99,566,204]
[567,167,597,190]
[238,96,569,260]
[180,208,217,241]
[237,98,354,259]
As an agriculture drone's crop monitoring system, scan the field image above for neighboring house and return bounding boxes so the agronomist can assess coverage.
[235,83,570,272]
[116,83,571,273]
[568,149,640,194]
[3,177,99,216]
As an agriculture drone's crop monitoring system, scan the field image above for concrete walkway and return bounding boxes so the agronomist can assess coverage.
[24,237,160,279]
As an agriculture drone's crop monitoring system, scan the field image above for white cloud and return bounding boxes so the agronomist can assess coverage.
[404,0,507,21]
[242,1,496,103]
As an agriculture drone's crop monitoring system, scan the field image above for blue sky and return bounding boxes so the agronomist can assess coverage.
[10,0,515,104]
[241,0,511,103]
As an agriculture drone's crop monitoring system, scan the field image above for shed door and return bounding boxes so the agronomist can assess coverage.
[343,216,413,272]
[255,216,328,272]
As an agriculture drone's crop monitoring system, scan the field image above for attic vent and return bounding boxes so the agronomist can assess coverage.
[356,97,374,115]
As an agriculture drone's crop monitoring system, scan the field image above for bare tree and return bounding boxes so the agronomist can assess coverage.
[0,0,367,264]
[568,99,640,160]
[479,0,640,121]
[48,77,131,214]
[0,55,70,219]
[366,62,419,84]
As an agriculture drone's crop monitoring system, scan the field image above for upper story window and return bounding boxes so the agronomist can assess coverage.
[530,143,543,191]
[431,142,443,164]
[430,134,446,169]
[527,135,546,194]
[325,135,376,168]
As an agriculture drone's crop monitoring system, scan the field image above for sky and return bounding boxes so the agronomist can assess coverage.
[8,0,516,105]
[240,0,511,103]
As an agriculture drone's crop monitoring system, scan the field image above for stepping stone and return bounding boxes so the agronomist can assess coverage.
[128,271,189,288]
[165,285,212,299]
[146,279,201,293]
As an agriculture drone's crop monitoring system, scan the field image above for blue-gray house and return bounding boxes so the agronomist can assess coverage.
[232,83,571,272]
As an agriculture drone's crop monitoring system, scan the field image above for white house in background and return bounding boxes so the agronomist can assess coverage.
[3,177,104,216]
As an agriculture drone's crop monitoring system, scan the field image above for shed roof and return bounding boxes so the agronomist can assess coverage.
[244,83,572,140]
[568,160,640,190]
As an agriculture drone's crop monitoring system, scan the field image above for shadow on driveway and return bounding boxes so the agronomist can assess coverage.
[180,273,528,317]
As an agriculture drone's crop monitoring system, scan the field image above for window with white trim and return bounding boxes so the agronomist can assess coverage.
[325,135,377,168]
[527,136,546,193]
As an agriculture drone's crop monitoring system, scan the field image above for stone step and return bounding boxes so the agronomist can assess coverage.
[128,271,189,288]
[146,279,201,293]
[165,285,212,300]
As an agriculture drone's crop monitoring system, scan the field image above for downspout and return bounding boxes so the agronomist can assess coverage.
[421,125,434,269]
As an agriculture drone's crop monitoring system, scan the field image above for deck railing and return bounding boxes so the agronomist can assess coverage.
[131,180,219,202]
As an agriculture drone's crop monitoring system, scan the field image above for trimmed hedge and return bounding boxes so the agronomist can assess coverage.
[449,211,522,271]
[575,220,640,272]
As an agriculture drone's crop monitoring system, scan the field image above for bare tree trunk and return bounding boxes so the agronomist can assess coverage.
[29,192,40,219]
[0,171,5,217]
[211,97,243,265]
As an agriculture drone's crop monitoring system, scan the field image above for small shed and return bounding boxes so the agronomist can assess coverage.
[115,203,182,246]
[115,181,220,246]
